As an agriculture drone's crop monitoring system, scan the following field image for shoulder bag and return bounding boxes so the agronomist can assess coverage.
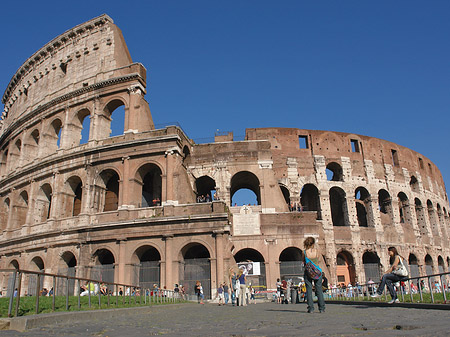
[304,250,322,280]
[393,257,409,277]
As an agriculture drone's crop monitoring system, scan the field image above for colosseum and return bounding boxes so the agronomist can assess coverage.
[0,15,449,298]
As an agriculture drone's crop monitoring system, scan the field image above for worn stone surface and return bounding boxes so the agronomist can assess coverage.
[3,302,450,336]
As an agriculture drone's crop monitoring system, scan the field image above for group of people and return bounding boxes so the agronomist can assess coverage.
[196,193,216,203]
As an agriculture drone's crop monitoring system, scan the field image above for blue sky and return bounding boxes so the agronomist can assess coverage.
[1,1,449,204]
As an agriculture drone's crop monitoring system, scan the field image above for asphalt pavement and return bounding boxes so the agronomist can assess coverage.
[0,301,449,336]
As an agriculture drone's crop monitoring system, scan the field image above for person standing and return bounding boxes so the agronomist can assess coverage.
[371,247,408,304]
[229,269,237,306]
[303,236,325,313]
[223,283,229,305]
[217,283,224,306]
[276,278,282,304]
[238,268,247,306]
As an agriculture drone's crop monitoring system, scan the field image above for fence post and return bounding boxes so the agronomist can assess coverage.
[35,274,40,314]
[107,284,110,307]
[66,277,69,311]
[428,276,434,303]
[418,278,423,302]
[8,271,17,317]
[53,276,56,311]
[115,284,118,306]
[441,275,447,303]
[14,272,23,317]
[78,279,81,309]
[98,282,101,308]
[409,279,413,303]
[88,282,91,308]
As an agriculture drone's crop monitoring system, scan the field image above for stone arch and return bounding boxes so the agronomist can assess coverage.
[196,175,216,202]
[398,192,412,224]
[230,171,261,206]
[132,245,162,289]
[408,253,420,278]
[56,251,77,295]
[182,145,190,165]
[179,242,211,299]
[427,200,439,236]
[279,184,290,208]
[326,162,343,182]
[0,197,10,230]
[336,250,356,285]
[355,187,371,227]
[27,256,45,296]
[24,128,40,162]
[73,108,91,145]
[424,254,433,276]
[5,259,19,296]
[101,98,127,139]
[135,163,163,207]
[35,183,52,222]
[437,255,445,275]
[0,149,8,176]
[415,198,428,236]
[62,176,83,217]
[12,190,28,229]
[91,248,116,284]
[96,169,120,212]
[362,251,381,282]
[300,184,321,219]
[9,139,22,169]
[49,118,63,152]
[378,189,393,227]
[329,187,348,226]
[279,247,304,280]
[234,248,266,288]
[410,175,420,193]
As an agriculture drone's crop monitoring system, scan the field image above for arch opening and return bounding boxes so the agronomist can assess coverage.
[230,171,261,206]
[329,187,348,226]
[336,251,355,286]
[195,176,216,203]
[138,164,162,207]
[179,243,211,299]
[300,184,321,219]
[362,252,381,283]
[279,247,304,281]
[234,248,266,289]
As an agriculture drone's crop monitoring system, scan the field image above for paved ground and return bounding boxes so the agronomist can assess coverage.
[1,301,449,336]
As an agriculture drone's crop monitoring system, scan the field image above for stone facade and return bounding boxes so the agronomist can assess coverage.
[0,15,449,297]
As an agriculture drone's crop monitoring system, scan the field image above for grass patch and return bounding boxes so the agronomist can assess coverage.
[0,295,186,318]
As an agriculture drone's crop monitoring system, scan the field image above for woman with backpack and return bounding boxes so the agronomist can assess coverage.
[303,236,325,313]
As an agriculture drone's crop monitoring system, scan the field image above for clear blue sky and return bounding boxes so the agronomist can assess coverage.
[1,1,449,203]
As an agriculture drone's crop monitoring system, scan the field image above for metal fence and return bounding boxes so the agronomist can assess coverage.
[327,271,450,304]
[0,268,184,318]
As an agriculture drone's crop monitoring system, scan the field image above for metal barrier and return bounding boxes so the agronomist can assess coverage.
[327,271,450,304]
[0,268,183,318]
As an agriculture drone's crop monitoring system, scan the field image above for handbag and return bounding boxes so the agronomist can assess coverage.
[304,251,322,280]
[393,257,409,277]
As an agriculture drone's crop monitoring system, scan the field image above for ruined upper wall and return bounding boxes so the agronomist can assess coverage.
[1,15,135,130]
[245,127,448,199]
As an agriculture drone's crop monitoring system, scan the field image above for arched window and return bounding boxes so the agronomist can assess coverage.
[77,109,91,145]
[424,254,433,276]
[196,176,216,203]
[57,252,77,295]
[410,176,420,193]
[300,184,321,219]
[398,192,411,224]
[102,99,125,139]
[326,162,343,182]
[51,118,63,150]
[329,187,348,226]
[12,191,28,229]
[28,257,45,296]
[355,187,371,227]
[0,198,10,230]
[415,198,427,236]
[230,171,260,206]
[36,184,52,222]
[427,200,439,236]
[378,189,393,227]
[63,176,83,217]
[279,184,290,208]
[137,164,162,207]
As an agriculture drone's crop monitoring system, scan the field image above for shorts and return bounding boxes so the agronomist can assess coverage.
[218,293,224,299]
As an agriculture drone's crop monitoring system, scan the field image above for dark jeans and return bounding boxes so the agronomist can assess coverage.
[377,273,405,299]
[304,272,325,312]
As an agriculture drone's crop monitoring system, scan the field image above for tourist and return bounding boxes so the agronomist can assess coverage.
[276,278,282,304]
[303,236,325,313]
[370,247,408,304]
[249,284,256,304]
[195,280,204,304]
[229,269,237,306]
[238,268,247,306]
[217,283,224,305]
[367,278,375,295]
[223,282,229,304]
